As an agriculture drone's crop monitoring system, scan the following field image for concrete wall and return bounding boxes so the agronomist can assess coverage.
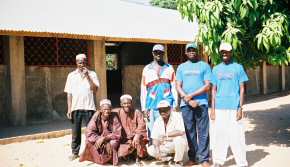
[246,67,261,95]
[267,65,281,93]
[0,65,8,125]
[25,66,74,123]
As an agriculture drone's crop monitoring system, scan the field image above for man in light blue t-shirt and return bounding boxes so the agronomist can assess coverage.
[176,42,211,167]
[210,42,248,167]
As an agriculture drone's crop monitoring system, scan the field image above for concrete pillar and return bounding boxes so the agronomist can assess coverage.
[262,61,268,94]
[7,36,27,125]
[281,64,286,91]
[92,40,107,105]
[164,44,168,63]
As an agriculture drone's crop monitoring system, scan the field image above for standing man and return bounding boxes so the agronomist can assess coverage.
[210,43,249,167]
[64,53,100,161]
[176,43,211,167]
[147,100,188,167]
[114,94,147,164]
[210,42,248,167]
[140,44,178,142]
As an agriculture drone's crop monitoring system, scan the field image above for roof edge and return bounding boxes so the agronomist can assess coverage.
[0,30,190,44]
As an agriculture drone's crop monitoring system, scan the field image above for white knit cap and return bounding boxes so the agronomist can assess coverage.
[120,94,132,101]
[219,42,232,51]
[75,54,87,60]
[152,44,165,52]
[157,100,170,108]
[99,99,112,107]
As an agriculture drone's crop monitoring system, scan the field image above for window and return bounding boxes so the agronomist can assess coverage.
[24,37,89,66]
[167,44,186,65]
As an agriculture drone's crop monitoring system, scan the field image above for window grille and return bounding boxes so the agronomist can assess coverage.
[24,37,89,66]
[167,44,186,65]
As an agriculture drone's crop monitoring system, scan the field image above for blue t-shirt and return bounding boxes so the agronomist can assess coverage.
[211,62,249,110]
[176,60,212,107]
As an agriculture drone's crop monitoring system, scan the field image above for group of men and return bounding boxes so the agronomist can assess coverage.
[64,41,249,167]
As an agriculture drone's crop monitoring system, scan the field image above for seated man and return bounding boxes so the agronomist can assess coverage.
[147,100,188,166]
[113,94,148,164]
[79,99,122,166]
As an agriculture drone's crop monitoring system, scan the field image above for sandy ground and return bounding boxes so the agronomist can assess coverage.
[1,93,290,167]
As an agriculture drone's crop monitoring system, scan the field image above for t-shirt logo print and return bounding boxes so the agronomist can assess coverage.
[217,72,234,80]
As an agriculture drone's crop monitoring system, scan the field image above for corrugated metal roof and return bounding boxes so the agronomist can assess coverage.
[0,0,198,43]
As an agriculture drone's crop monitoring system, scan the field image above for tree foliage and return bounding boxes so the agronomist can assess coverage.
[150,0,177,9]
[176,0,290,67]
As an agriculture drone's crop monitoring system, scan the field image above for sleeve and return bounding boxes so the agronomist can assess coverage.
[238,65,249,84]
[91,71,100,87]
[64,74,72,93]
[150,120,160,140]
[106,115,122,141]
[135,111,147,138]
[140,68,147,111]
[203,63,212,81]
[170,66,178,108]
[175,113,186,132]
[211,67,218,86]
[176,65,183,82]
[85,112,101,144]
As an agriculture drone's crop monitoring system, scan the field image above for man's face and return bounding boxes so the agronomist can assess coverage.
[221,50,232,62]
[120,98,133,113]
[186,47,198,61]
[76,59,87,69]
[100,104,111,119]
[159,107,171,121]
[152,50,164,62]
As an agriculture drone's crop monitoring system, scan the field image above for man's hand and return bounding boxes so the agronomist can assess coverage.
[95,136,106,149]
[155,147,162,161]
[143,110,150,122]
[66,109,72,119]
[188,100,199,108]
[184,95,192,103]
[132,135,140,148]
[236,108,243,121]
[210,109,216,120]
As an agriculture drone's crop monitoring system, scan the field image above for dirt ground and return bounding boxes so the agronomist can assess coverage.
[1,93,290,167]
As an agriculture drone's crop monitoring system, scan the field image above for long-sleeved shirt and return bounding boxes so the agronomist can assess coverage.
[140,62,178,111]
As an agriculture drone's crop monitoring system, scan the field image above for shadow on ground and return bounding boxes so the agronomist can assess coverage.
[224,149,269,167]
[245,103,290,147]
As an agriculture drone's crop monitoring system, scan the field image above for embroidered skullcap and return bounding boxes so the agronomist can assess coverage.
[99,99,112,107]
[120,94,133,101]
[75,54,87,60]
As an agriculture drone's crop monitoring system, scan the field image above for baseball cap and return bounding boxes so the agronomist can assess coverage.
[157,100,170,109]
[219,42,232,51]
[152,44,165,52]
[185,42,198,50]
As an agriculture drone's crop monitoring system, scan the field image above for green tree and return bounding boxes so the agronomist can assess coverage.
[150,0,177,9]
[177,0,290,67]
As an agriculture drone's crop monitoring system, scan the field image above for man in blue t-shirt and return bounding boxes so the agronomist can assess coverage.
[176,42,211,167]
[210,42,248,167]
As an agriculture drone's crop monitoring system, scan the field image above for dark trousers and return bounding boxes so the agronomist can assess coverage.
[71,110,94,155]
[181,105,209,163]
